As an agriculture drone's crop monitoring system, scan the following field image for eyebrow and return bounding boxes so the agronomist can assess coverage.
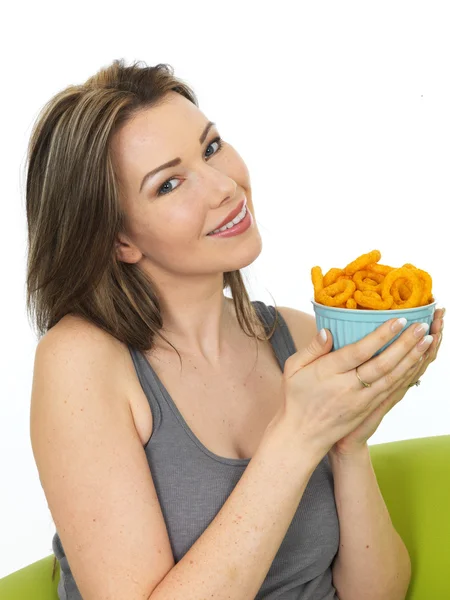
[139,121,216,193]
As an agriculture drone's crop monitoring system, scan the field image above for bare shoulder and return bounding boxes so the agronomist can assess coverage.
[40,313,126,359]
[38,314,137,401]
[276,306,318,353]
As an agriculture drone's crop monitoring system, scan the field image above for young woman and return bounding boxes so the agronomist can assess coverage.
[27,59,444,600]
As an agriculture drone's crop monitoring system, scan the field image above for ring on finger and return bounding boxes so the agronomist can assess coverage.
[355,367,372,388]
[408,379,421,388]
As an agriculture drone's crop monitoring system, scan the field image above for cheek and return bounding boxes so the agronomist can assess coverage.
[137,206,201,250]
[229,147,251,184]
[166,204,199,230]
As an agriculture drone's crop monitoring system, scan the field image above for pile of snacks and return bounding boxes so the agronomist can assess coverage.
[311,250,433,310]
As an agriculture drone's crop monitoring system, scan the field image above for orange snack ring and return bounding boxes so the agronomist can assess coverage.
[394,279,415,302]
[417,271,432,305]
[353,270,384,292]
[366,263,394,275]
[346,298,357,309]
[402,264,432,306]
[391,278,413,304]
[354,290,393,310]
[316,279,356,307]
[382,267,422,309]
[391,286,403,305]
[399,281,412,300]
[392,297,421,309]
[311,266,324,299]
[323,268,344,287]
[364,277,378,286]
[344,250,382,276]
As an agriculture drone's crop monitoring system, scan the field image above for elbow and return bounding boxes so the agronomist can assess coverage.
[333,549,412,600]
[388,540,412,600]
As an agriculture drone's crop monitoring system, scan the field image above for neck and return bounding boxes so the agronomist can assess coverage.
[153,293,237,366]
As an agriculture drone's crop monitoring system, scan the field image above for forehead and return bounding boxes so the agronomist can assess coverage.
[111,93,205,177]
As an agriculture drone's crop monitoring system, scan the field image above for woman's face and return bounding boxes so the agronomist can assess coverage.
[111,91,262,281]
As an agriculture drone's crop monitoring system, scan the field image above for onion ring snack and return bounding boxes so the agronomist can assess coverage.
[311,250,434,310]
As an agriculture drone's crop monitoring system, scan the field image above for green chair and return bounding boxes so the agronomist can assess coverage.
[1,435,449,599]
[0,555,59,599]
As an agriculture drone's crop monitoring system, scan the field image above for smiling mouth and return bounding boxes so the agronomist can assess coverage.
[207,205,248,235]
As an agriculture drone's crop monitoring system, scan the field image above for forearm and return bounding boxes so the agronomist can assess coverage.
[150,419,320,600]
[328,445,411,600]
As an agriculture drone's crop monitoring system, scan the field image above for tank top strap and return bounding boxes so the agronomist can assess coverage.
[251,300,298,372]
[127,346,163,435]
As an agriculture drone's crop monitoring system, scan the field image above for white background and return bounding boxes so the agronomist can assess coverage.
[1,0,449,578]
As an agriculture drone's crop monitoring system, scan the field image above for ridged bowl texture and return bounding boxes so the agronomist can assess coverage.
[312,299,436,355]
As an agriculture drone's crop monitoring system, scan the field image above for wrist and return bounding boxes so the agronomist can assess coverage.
[264,411,324,468]
[328,442,370,465]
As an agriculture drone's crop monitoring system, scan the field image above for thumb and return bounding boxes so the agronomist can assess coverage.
[284,328,332,379]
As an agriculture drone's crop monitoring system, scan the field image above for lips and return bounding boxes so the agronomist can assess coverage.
[209,197,246,234]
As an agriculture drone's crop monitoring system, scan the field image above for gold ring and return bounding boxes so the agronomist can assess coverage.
[408,379,421,388]
[355,367,372,388]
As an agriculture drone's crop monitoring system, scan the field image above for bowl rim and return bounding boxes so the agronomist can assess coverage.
[310,298,437,314]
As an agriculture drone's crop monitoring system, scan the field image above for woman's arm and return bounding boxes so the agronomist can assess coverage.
[329,446,411,600]
[149,416,321,599]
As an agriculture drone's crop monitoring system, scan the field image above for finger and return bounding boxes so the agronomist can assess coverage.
[405,353,425,385]
[331,317,409,374]
[435,307,446,321]
[370,331,433,394]
[284,328,333,379]
[387,356,424,400]
[431,307,445,333]
[395,330,440,391]
[430,317,443,335]
[330,317,416,381]
[437,331,443,351]
[426,331,442,363]
[376,352,425,406]
[409,354,426,380]
[355,321,431,385]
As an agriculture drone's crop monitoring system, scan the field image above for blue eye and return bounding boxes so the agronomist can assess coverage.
[157,136,224,196]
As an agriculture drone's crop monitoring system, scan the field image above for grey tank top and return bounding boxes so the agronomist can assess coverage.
[52,300,340,599]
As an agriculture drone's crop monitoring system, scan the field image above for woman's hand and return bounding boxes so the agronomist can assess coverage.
[277,307,445,464]
[329,307,445,458]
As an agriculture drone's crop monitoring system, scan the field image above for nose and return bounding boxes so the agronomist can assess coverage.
[199,163,237,205]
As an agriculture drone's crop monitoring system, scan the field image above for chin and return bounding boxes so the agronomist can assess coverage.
[221,231,263,271]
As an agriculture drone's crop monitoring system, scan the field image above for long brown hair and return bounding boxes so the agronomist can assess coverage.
[24,58,278,581]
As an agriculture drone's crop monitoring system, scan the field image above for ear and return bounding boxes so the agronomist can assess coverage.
[115,233,142,264]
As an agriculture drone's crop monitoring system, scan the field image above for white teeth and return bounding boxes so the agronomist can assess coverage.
[209,206,247,235]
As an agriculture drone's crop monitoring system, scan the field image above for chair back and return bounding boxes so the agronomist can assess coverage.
[369,435,450,600]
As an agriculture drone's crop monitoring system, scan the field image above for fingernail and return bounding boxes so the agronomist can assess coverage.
[391,317,407,333]
[414,323,429,338]
[319,328,327,345]
[417,334,433,350]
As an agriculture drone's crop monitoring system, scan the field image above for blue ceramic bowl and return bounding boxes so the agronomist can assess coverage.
[311,299,436,355]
